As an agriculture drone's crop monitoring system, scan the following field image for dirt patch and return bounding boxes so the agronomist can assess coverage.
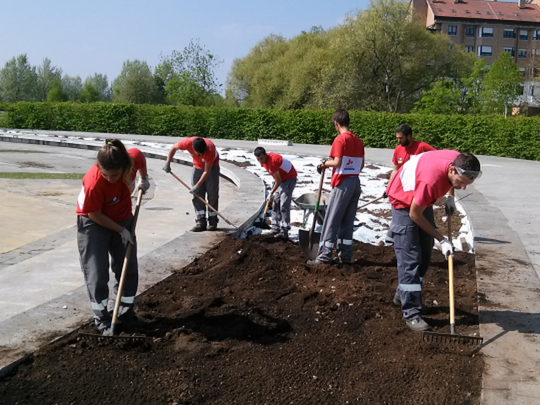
[17,162,54,169]
[35,191,64,197]
[222,159,254,168]
[0,237,482,404]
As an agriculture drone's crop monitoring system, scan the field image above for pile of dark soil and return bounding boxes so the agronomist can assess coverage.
[0,237,482,404]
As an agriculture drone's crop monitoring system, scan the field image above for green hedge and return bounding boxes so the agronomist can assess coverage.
[1,102,539,161]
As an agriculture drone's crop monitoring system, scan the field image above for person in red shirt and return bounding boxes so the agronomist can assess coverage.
[163,137,220,232]
[385,150,481,332]
[308,109,365,265]
[76,139,150,335]
[254,147,298,239]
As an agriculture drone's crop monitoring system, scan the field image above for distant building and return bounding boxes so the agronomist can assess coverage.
[411,0,540,107]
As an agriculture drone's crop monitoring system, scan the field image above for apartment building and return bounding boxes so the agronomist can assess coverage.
[411,0,540,106]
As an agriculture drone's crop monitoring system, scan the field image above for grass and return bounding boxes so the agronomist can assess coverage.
[0,149,48,153]
[0,172,84,179]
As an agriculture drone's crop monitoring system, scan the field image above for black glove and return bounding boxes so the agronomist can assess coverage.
[445,195,456,216]
[317,163,325,174]
[162,161,171,173]
[190,185,201,195]
[383,191,388,199]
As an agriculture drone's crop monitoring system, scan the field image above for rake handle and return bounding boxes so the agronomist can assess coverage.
[448,215,456,335]
[169,171,238,229]
[111,188,144,335]
[358,195,384,210]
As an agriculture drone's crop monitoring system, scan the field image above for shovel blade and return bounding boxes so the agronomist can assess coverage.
[298,229,321,260]
[253,220,271,229]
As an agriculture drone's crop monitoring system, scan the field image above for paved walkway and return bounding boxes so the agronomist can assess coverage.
[2,129,540,403]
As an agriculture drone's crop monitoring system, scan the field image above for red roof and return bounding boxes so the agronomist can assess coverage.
[427,0,540,23]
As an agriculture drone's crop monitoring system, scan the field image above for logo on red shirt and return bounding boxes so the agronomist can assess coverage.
[346,159,354,165]
[106,196,119,205]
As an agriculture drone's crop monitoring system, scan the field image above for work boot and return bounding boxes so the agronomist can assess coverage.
[191,222,207,232]
[393,293,431,315]
[208,223,218,231]
[274,231,288,240]
[307,258,331,265]
[405,316,431,332]
[267,228,280,236]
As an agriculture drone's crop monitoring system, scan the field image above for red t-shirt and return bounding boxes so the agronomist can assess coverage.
[392,140,436,168]
[261,153,297,181]
[386,150,459,209]
[329,132,365,187]
[176,137,219,170]
[76,148,146,222]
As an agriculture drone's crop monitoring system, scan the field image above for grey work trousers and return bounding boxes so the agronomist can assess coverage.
[272,177,297,232]
[391,206,435,320]
[317,176,361,263]
[192,165,220,226]
[77,215,138,331]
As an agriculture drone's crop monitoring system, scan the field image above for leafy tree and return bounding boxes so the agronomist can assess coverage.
[158,39,223,106]
[61,75,83,102]
[47,79,66,102]
[85,73,111,102]
[0,54,38,102]
[37,58,62,101]
[479,52,523,117]
[80,82,100,103]
[112,60,159,104]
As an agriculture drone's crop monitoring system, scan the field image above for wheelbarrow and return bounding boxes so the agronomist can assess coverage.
[293,193,329,228]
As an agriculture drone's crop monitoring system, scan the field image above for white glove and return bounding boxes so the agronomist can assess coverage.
[136,175,150,193]
[119,227,134,247]
[162,161,171,173]
[440,237,454,260]
[445,195,456,216]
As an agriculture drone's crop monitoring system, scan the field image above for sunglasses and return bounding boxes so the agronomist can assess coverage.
[455,165,482,181]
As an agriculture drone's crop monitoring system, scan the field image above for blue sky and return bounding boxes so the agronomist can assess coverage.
[0,0,367,93]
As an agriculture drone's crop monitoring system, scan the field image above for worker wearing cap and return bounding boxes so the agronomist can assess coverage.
[254,147,298,240]
[308,109,365,265]
[76,139,150,335]
[384,124,439,245]
[385,150,481,332]
[163,137,220,232]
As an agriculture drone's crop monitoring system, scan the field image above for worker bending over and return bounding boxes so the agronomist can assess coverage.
[386,150,481,331]
[163,137,220,232]
[308,109,365,265]
[254,147,298,240]
[76,139,150,335]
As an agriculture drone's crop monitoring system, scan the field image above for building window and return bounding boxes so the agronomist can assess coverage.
[534,30,540,40]
[466,27,475,37]
[520,67,526,77]
[479,27,494,38]
[503,47,515,56]
[518,48,527,59]
[520,30,528,40]
[520,85,525,95]
[465,45,474,53]
[478,45,492,56]
[504,29,515,39]
[448,25,457,36]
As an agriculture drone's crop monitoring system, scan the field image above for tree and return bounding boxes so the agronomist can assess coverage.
[37,58,62,101]
[158,39,223,106]
[479,52,523,117]
[112,60,159,104]
[61,75,83,102]
[47,79,66,102]
[85,73,111,102]
[80,82,100,103]
[0,54,38,102]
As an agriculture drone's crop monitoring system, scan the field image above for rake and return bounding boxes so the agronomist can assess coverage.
[423,212,483,347]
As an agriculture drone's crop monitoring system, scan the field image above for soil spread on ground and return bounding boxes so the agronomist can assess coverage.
[0,236,483,404]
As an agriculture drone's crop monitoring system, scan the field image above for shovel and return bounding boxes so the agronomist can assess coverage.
[423,216,483,346]
[169,171,238,229]
[298,167,326,260]
[80,189,151,345]
[253,195,272,229]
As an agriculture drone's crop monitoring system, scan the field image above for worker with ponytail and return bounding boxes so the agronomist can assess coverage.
[76,139,150,335]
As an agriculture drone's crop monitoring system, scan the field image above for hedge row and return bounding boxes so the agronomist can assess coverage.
[0,102,539,161]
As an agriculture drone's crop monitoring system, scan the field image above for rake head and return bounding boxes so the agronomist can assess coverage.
[79,332,153,347]
[422,331,483,346]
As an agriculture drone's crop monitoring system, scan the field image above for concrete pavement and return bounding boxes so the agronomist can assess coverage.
[2,129,540,403]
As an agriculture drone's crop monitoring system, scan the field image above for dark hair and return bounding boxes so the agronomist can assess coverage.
[332,109,350,127]
[396,124,412,137]
[454,152,481,172]
[254,147,267,157]
[97,139,134,190]
[192,137,207,154]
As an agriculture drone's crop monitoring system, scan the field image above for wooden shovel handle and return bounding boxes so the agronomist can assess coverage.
[310,167,326,235]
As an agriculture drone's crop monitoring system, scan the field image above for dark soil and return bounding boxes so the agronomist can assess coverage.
[0,237,482,404]
[222,159,253,168]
